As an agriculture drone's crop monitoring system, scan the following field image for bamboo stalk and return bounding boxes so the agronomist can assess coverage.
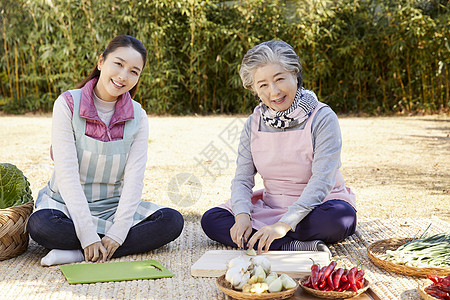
[2,17,13,98]
[20,51,27,99]
[437,59,443,109]
[14,44,20,100]
[45,67,52,100]
[395,70,407,111]
[430,68,435,110]
[30,42,39,96]
[0,79,5,97]
[446,66,449,109]
[406,52,412,111]
[381,70,387,111]
[189,1,195,107]
[422,72,427,109]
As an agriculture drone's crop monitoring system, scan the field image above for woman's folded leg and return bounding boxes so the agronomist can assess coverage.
[112,207,184,258]
[286,200,357,244]
[201,207,239,247]
[27,209,81,250]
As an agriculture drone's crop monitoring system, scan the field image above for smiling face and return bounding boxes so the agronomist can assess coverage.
[252,63,298,112]
[94,46,144,102]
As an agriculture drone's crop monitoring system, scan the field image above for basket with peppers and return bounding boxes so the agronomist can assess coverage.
[421,274,450,300]
[301,259,370,298]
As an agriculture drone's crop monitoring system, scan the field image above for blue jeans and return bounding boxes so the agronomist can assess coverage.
[27,208,184,258]
[201,200,357,250]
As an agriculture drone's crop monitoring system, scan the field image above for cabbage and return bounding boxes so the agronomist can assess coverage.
[0,163,33,209]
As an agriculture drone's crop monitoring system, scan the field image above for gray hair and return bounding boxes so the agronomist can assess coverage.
[239,40,303,92]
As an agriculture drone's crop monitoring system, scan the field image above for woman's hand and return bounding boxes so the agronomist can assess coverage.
[102,236,120,260]
[230,213,252,248]
[84,241,108,263]
[247,221,291,254]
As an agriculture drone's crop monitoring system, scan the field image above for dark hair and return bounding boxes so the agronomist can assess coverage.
[77,35,147,98]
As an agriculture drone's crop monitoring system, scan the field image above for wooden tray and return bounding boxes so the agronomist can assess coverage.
[192,250,330,278]
[299,276,370,299]
[367,238,450,277]
[216,274,298,300]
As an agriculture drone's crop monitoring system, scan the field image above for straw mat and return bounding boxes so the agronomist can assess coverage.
[0,217,448,300]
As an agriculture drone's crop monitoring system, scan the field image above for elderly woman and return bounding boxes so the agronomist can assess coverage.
[201,40,357,254]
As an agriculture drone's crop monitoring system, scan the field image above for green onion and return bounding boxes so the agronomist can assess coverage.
[381,233,450,268]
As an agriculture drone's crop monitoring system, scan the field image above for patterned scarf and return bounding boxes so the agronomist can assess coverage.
[260,87,319,129]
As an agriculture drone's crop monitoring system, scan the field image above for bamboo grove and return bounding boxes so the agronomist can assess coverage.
[1,0,449,114]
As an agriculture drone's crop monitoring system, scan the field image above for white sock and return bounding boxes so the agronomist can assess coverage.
[41,249,84,266]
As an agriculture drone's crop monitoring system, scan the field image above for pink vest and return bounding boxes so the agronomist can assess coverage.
[220,103,356,230]
[62,77,135,142]
[50,77,135,159]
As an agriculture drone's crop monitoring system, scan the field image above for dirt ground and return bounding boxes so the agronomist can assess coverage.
[1,113,449,223]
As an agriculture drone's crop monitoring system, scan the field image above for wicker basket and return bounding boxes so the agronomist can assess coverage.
[216,275,299,300]
[299,276,370,299]
[0,201,34,261]
[367,238,450,277]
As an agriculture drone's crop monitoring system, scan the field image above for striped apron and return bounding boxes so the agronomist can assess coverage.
[34,89,162,234]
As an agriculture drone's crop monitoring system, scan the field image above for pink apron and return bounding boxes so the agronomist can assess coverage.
[219,102,356,230]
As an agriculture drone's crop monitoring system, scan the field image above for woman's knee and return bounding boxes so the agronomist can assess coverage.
[159,208,184,239]
[297,200,356,243]
[200,208,216,233]
[27,209,59,237]
[27,209,79,249]
[201,207,233,238]
[320,201,357,242]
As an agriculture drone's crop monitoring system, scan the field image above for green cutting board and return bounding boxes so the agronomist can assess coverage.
[60,260,173,284]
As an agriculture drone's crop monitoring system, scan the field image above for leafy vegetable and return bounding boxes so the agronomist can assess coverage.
[0,163,33,209]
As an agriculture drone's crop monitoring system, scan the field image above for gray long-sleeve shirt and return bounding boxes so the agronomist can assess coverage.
[230,105,343,231]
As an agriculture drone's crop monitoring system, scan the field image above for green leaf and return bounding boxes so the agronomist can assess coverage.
[0,163,33,209]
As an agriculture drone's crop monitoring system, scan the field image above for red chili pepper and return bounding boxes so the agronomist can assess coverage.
[428,274,442,284]
[426,292,445,300]
[304,276,312,286]
[347,267,358,292]
[431,283,450,295]
[319,261,337,284]
[427,274,438,284]
[332,268,344,289]
[310,262,320,290]
[436,284,450,293]
[425,285,450,298]
[323,284,334,291]
[341,268,349,283]
[315,266,326,290]
[356,278,364,289]
[327,271,335,291]
[355,269,365,280]
[338,282,351,292]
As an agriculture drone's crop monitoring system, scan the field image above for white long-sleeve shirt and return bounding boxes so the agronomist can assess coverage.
[51,93,149,248]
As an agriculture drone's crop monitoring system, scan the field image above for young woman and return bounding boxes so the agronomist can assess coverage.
[27,35,184,266]
[201,40,357,254]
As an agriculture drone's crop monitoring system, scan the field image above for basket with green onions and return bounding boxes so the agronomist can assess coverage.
[367,228,450,277]
[381,233,450,269]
